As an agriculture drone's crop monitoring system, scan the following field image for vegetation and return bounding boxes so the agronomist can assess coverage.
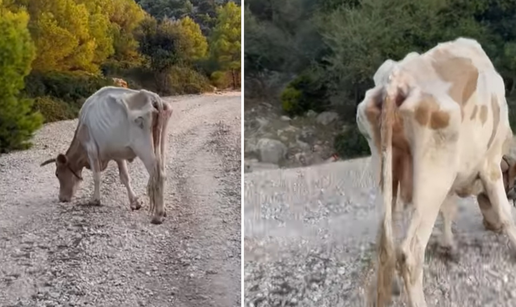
[0,0,241,153]
[244,0,516,158]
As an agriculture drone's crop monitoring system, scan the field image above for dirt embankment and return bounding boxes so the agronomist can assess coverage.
[0,92,242,307]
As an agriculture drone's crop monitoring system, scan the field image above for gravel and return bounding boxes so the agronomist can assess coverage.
[0,92,241,307]
[244,157,516,307]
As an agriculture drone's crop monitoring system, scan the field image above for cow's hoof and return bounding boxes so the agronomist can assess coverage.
[130,198,142,211]
[150,215,164,225]
[391,276,401,296]
[163,209,167,218]
[89,199,101,206]
[483,218,503,233]
[437,243,459,262]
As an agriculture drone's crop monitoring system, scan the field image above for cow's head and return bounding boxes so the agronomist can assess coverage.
[501,155,516,203]
[40,154,83,202]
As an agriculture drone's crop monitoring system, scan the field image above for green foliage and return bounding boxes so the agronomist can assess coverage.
[280,72,329,116]
[209,1,241,88]
[168,66,212,95]
[33,96,76,123]
[334,126,371,160]
[0,4,43,152]
[24,72,113,107]
[280,86,302,115]
[176,16,209,62]
[246,0,516,157]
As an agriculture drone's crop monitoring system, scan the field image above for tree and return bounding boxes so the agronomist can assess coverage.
[210,2,241,88]
[176,16,208,62]
[8,0,102,73]
[0,2,43,152]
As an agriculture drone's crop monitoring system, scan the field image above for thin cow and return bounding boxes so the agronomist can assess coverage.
[357,37,516,307]
[41,86,173,225]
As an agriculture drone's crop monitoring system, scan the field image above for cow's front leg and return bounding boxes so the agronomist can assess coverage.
[89,156,102,206]
[116,160,141,210]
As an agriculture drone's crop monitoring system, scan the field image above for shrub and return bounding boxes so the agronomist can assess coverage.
[0,7,43,153]
[334,125,371,159]
[33,96,76,123]
[280,71,329,116]
[210,70,233,89]
[281,86,302,115]
[24,72,114,105]
[167,66,212,95]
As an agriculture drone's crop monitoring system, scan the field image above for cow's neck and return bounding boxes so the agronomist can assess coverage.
[65,125,90,173]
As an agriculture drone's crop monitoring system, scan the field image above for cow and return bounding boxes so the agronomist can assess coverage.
[356,37,516,307]
[40,86,173,225]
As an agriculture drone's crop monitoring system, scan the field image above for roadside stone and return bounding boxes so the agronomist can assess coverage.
[316,111,339,125]
[256,138,287,164]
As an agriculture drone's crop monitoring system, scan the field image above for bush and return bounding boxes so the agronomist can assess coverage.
[281,86,302,115]
[334,125,371,159]
[280,71,329,116]
[0,7,43,153]
[210,70,233,89]
[167,66,212,95]
[24,72,114,105]
[33,96,76,123]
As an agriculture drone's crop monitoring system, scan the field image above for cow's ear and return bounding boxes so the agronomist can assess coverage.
[57,154,67,165]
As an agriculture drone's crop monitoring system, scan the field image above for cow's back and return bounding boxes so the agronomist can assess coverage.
[78,86,145,159]
[397,38,511,186]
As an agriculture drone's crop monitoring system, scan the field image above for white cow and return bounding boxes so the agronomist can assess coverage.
[41,86,173,224]
[356,37,516,307]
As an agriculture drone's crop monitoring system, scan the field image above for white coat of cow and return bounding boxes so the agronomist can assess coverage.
[41,86,173,224]
[356,37,516,307]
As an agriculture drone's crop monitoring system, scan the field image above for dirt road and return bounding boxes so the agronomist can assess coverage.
[244,158,516,307]
[0,92,241,307]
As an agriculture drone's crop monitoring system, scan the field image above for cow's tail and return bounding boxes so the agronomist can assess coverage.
[148,98,172,224]
[376,90,397,306]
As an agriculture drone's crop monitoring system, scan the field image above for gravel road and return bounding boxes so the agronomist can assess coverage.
[0,92,241,307]
[244,157,516,307]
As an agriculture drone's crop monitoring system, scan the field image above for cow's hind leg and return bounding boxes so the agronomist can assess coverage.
[479,163,516,250]
[116,160,141,211]
[399,158,456,307]
[133,147,166,224]
[477,193,503,233]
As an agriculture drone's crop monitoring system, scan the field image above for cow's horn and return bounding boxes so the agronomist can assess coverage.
[40,158,56,167]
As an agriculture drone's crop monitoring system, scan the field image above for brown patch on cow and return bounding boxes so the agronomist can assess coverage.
[431,49,479,105]
[487,95,500,149]
[414,95,450,129]
[470,105,478,120]
[479,105,488,125]
[431,49,479,121]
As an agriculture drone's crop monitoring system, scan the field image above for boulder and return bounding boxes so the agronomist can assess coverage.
[256,138,287,164]
[316,111,339,125]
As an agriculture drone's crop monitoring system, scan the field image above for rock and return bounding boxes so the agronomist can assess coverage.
[256,138,287,164]
[296,140,310,151]
[316,111,339,125]
[299,128,316,144]
[306,110,317,117]
[281,116,291,121]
